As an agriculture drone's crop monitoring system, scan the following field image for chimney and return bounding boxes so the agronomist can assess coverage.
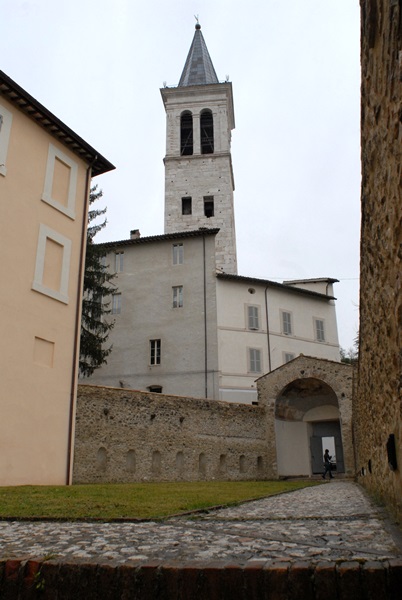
[130,229,140,240]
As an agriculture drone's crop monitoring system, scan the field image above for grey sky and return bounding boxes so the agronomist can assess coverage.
[2,0,361,350]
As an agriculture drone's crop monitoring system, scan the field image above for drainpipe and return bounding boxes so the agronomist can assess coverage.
[202,233,208,398]
[264,285,272,373]
[66,158,95,484]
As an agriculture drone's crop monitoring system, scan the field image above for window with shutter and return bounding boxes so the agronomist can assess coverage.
[173,243,184,265]
[249,348,262,373]
[282,311,292,335]
[248,305,259,330]
[315,319,325,342]
[111,293,122,314]
[173,286,183,308]
[115,252,124,272]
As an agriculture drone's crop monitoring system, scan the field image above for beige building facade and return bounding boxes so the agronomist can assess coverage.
[0,71,113,485]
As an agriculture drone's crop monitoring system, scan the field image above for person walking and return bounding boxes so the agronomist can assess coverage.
[322,449,334,479]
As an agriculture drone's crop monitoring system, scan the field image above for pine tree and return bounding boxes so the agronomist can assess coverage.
[79,185,116,377]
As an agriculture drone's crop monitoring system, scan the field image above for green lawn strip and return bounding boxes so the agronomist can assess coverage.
[0,480,320,520]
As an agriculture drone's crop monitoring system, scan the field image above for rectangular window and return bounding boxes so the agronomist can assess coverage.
[315,319,325,342]
[173,243,184,265]
[247,305,259,330]
[282,311,292,336]
[173,285,183,308]
[111,293,122,314]
[182,197,192,215]
[150,339,161,365]
[284,352,295,363]
[249,348,262,373]
[204,196,214,217]
[115,252,124,272]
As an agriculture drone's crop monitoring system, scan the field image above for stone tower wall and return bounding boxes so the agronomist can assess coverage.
[162,84,238,274]
[356,0,402,521]
[164,154,237,273]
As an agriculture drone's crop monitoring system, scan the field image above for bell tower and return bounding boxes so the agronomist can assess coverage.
[160,23,237,274]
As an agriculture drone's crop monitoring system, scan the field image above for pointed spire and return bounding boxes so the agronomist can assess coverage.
[178,23,219,87]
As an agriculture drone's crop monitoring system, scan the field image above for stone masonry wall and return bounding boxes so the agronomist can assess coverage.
[164,154,238,274]
[73,385,271,483]
[356,0,402,521]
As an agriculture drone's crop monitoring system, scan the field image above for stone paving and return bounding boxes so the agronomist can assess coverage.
[0,482,401,566]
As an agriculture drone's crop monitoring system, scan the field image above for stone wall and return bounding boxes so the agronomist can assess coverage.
[74,357,352,484]
[356,0,402,521]
[73,385,271,483]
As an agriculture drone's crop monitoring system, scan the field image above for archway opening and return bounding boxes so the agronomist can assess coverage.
[275,377,345,476]
[180,111,193,156]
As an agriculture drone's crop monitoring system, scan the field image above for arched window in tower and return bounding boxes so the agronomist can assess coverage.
[180,111,193,156]
[200,109,214,154]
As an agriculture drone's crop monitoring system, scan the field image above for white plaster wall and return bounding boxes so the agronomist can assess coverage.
[303,405,340,422]
[86,233,220,400]
[275,420,311,476]
[216,279,340,404]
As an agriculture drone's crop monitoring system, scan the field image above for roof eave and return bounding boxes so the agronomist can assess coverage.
[216,273,336,301]
[0,70,115,177]
[97,228,221,248]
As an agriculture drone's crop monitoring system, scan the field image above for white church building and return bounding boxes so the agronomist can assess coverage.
[85,24,340,404]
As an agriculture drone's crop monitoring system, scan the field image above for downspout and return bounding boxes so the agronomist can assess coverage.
[264,285,272,373]
[66,158,95,484]
[203,233,208,398]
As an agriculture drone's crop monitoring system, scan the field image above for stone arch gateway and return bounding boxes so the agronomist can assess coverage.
[257,356,355,478]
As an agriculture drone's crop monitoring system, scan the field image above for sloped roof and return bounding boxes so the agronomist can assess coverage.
[97,228,220,248]
[284,278,339,285]
[0,70,114,177]
[216,273,336,301]
[178,24,219,87]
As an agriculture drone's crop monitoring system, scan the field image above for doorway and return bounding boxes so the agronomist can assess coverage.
[310,421,345,474]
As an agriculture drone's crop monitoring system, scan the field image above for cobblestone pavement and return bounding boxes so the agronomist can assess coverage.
[1,482,401,565]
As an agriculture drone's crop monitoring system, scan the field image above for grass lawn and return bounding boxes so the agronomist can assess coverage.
[0,480,320,520]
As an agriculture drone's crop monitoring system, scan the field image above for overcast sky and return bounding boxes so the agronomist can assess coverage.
[2,0,361,350]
